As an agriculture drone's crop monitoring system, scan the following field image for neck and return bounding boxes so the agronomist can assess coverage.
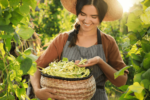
[78,27,97,37]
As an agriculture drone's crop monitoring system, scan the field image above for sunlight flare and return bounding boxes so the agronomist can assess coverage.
[118,0,133,12]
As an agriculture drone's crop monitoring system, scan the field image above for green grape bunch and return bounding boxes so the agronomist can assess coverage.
[41,57,90,78]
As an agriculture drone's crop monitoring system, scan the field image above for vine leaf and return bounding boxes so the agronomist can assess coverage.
[25,54,38,62]
[126,13,142,32]
[0,25,14,33]
[114,66,131,79]
[128,82,144,93]
[147,28,150,35]
[0,0,8,8]
[5,37,12,51]
[141,40,150,53]
[118,85,129,91]
[20,3,30,14]
[0,60,4,71]
[0,16,10,25]
[22,0,37,10]
[10,70,16,81]
[142,54,150,69]
[17,26,34,40]
[0,34,12,39]
[0,95,15,100]
[0,43,5,58]
[128,33,138,45]
[140,79,150,90]
[0,6,2,16]
[15,88,26,99]
[119,93,137,100]
[140,7,150,25]
[10,8,24,26]
[131,54,142,62]
[142,0,150,10]
[142,68,150,80]
[13,32,20,45]
[133,72,144,83]
[134,90,145,100]
[9,0,20,7]
[131,59,140,72]
[20,57,32,75]
[27,62,37,75]
[24,47,32,55]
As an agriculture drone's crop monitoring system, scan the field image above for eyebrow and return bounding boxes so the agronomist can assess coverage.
[81,11,98,16]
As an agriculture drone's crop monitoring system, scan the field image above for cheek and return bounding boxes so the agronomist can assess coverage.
[78,15,85,22]
[93,19,100,25]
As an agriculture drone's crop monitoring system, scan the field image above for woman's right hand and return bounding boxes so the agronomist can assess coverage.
[34,87,67,100]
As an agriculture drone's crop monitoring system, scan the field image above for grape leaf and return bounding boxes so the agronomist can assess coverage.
[114,66,131,79]
[20,57,32,75]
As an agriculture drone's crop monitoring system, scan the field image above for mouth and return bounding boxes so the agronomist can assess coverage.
[83,23,92,27]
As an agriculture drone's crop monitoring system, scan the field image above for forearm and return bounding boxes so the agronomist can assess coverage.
[98,60,128,87]
[30,68,41,91]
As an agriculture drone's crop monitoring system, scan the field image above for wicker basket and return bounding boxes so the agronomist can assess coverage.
[40,72,96,100]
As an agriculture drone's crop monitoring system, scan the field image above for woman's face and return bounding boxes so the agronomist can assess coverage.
[78,5,100,32]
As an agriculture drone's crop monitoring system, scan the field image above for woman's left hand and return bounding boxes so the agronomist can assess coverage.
[75,56,102,67]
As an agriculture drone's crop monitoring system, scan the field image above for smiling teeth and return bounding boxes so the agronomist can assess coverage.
[84,24,91,26]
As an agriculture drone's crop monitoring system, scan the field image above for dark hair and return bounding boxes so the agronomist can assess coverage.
[69,0,108,47]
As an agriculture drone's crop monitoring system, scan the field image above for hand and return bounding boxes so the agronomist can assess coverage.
[75,56,102,67]
[34,87,67,100]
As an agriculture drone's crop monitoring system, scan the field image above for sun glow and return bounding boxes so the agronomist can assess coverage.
[118,0,133,12]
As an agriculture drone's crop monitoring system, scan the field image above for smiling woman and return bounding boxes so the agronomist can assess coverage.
[30,0,129,100]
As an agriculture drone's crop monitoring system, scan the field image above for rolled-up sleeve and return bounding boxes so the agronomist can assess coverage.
[108,37,129,74]
[36,33,68,68]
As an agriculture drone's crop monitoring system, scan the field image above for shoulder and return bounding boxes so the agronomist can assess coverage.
[53,32,68,44]
[57,30,74,40]
[100,31,118,63]
[53,30,75,46]
[56,32,69,40]
[101,31,116,44]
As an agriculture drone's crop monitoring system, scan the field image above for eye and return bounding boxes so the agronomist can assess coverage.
[81,12,86,16]
[92,16,98,19]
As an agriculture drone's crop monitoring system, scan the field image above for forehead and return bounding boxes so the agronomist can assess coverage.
[81,5,98,15]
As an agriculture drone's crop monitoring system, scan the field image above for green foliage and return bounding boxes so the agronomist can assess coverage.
[33,0,62,37]
[32,0,76,47]
[114,66,132,79]
[17,26,35,40]
[114,0,150,99]
[0,0,38,100]
[141,7,150,24]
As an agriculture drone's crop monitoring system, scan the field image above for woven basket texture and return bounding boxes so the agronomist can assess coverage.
[40,75,96,100]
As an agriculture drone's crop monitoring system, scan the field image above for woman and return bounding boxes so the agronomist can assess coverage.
[30,0,129,100]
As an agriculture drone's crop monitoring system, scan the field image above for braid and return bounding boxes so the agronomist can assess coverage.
[69,22,80,47]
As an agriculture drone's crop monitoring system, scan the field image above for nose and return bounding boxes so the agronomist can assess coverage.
[84,16,90,23]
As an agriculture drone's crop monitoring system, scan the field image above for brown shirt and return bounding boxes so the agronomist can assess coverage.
[36,31,129,73]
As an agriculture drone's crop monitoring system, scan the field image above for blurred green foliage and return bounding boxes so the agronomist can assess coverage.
[31,0,76,48]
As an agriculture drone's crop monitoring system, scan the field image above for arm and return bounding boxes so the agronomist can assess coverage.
[30,69,41,92]
[97,58,128,87]
[30,33,68,100]
[30,68,66,100]
[76,57,128,87]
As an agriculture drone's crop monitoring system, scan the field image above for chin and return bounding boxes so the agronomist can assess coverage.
[81,26,95,32]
